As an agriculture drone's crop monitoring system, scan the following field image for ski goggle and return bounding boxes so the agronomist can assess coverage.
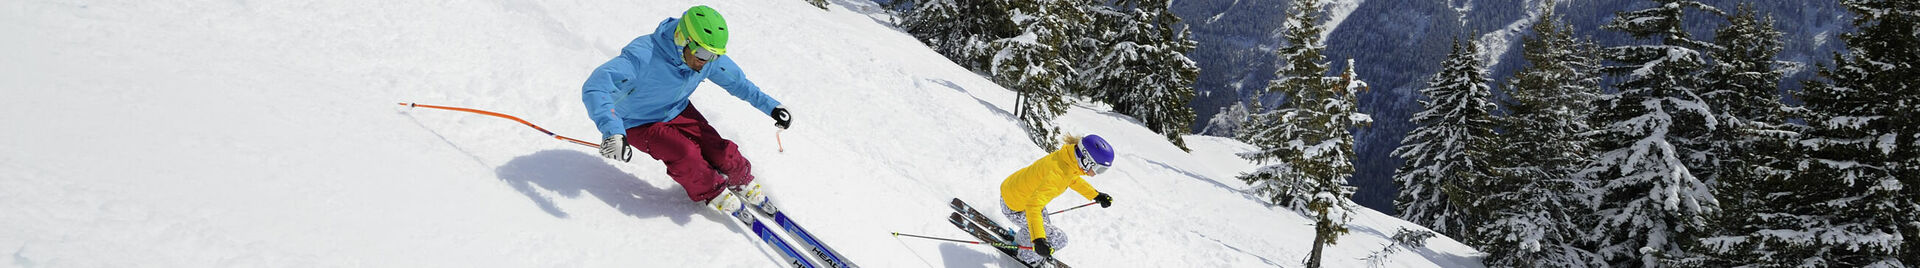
[1077,147,1111,176]
[688,40,721,62]
[674,29,723,62]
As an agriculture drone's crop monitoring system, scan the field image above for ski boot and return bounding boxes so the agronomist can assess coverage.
[705,189,749,219]
[1021,257,1058,268]
[731,180,778,214]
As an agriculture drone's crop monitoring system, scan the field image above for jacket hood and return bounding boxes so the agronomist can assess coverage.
[621,18,689,69]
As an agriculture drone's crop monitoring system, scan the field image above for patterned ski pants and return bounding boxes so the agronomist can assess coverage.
[1001,200,1068,263]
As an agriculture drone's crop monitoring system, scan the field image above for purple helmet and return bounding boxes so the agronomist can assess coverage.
[1076,135,1115,175]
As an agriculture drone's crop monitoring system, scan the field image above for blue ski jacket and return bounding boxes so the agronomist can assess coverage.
[582,18,782,137]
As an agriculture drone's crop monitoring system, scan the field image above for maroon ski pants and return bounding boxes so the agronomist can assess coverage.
[624,104,754,202]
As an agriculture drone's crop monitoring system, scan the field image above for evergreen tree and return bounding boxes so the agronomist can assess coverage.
[901,0,1017,71]
[1201,102,1251,137]
[1391,38,1497,241]
[1233,0,1369,266]
[882,0,918,14]
[1081,0,1201,151]
[907,0,1201,150]
[991,0,1081,149]
[1236,0,1341,212]
[1700,5,1794,191]
[1787,0,1920,265]
[1581,0,1725,266]
[1687,5,1820,267]
[1477,7,1604,267]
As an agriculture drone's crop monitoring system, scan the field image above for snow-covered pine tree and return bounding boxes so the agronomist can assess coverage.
[1701,5,1795,186]
[1081,0,1200,151]
[1581,0,1725,266]
[1391,37,1496,241]
[1688,5,1818,267]
[991,0,1081,149]
[1200,102,1250,137]
[1233,1,1368,266]
[1057,0,1109,86]
[881,0,918,14]
[1236,0,1341,212]
[1476,6,1604,267]
[1788,0,1920,265]
[901,0,1017,71]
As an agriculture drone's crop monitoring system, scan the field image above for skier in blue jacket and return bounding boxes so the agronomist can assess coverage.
[582,5,789,212]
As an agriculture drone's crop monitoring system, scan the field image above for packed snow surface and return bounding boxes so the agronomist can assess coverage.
[1,0,1482,267]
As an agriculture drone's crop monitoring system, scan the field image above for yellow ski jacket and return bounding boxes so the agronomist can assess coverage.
[999,139,1100,241]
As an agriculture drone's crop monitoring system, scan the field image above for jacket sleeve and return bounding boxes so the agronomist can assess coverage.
[1062,142,1101,200]
[1026,209,1048,241]
[1068,177,1100,200]
[1022,170,1051,240]
[582,65,627,137]
[706,58,783,114]
[1023,145,1079,241]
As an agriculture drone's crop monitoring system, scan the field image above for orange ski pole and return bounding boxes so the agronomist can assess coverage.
[398,102,600,148]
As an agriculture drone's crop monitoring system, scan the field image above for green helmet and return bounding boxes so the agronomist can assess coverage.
[674,5,729,56]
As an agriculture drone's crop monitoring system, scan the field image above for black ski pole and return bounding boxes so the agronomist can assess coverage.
[891,232,1033,250]
[1046,202,1099,216]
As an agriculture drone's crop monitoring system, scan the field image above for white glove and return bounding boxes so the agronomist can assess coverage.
[601,135,632,162]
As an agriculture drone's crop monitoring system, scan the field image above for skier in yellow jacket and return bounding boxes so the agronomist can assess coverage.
[1000,134,1117,264]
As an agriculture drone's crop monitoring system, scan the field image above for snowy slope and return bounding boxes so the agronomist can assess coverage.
[1470,0,1554,69]
[1,0,1481,267]
[1322,0,1368,41]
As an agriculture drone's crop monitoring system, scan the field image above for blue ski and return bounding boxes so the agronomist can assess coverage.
[732,190,858,268]
[771,212,857,268]
[724,202,818,268]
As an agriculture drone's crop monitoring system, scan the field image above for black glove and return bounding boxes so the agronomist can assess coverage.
[1094,193,1113,208]
[601,135,631,162]
[1032,238,1054,258]
[771,106,791,129]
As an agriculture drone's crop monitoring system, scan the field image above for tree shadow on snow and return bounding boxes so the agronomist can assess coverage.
[495,149,716,226]
[1083,106,1149,126]
[924,78,1016,121]
[1140,159,1274,207]
[1346,222,1390,239]
[1189,230,1288,267]
[1406,243,1483,267]
[1348,223,1483,266]
[937,243,1008,268]
[825,0,909,33]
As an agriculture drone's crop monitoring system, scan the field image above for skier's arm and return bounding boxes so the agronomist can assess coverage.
[582,66,627,137]
[1068,177,1100,200]
[1026,203,1049,240]
[1053,143,1101,200]
[706,58,783,115]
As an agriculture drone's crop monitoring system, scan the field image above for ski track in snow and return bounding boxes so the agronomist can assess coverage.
[1,0,1483,267]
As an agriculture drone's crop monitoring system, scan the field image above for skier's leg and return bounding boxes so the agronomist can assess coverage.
[671,104,773,210]
[676,104,754,187]
[1003,201,1066,264]
[1000,201,1029,239]
[1045,219,1068,250]
[627,122,726,202]
[999,201,1037,263]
